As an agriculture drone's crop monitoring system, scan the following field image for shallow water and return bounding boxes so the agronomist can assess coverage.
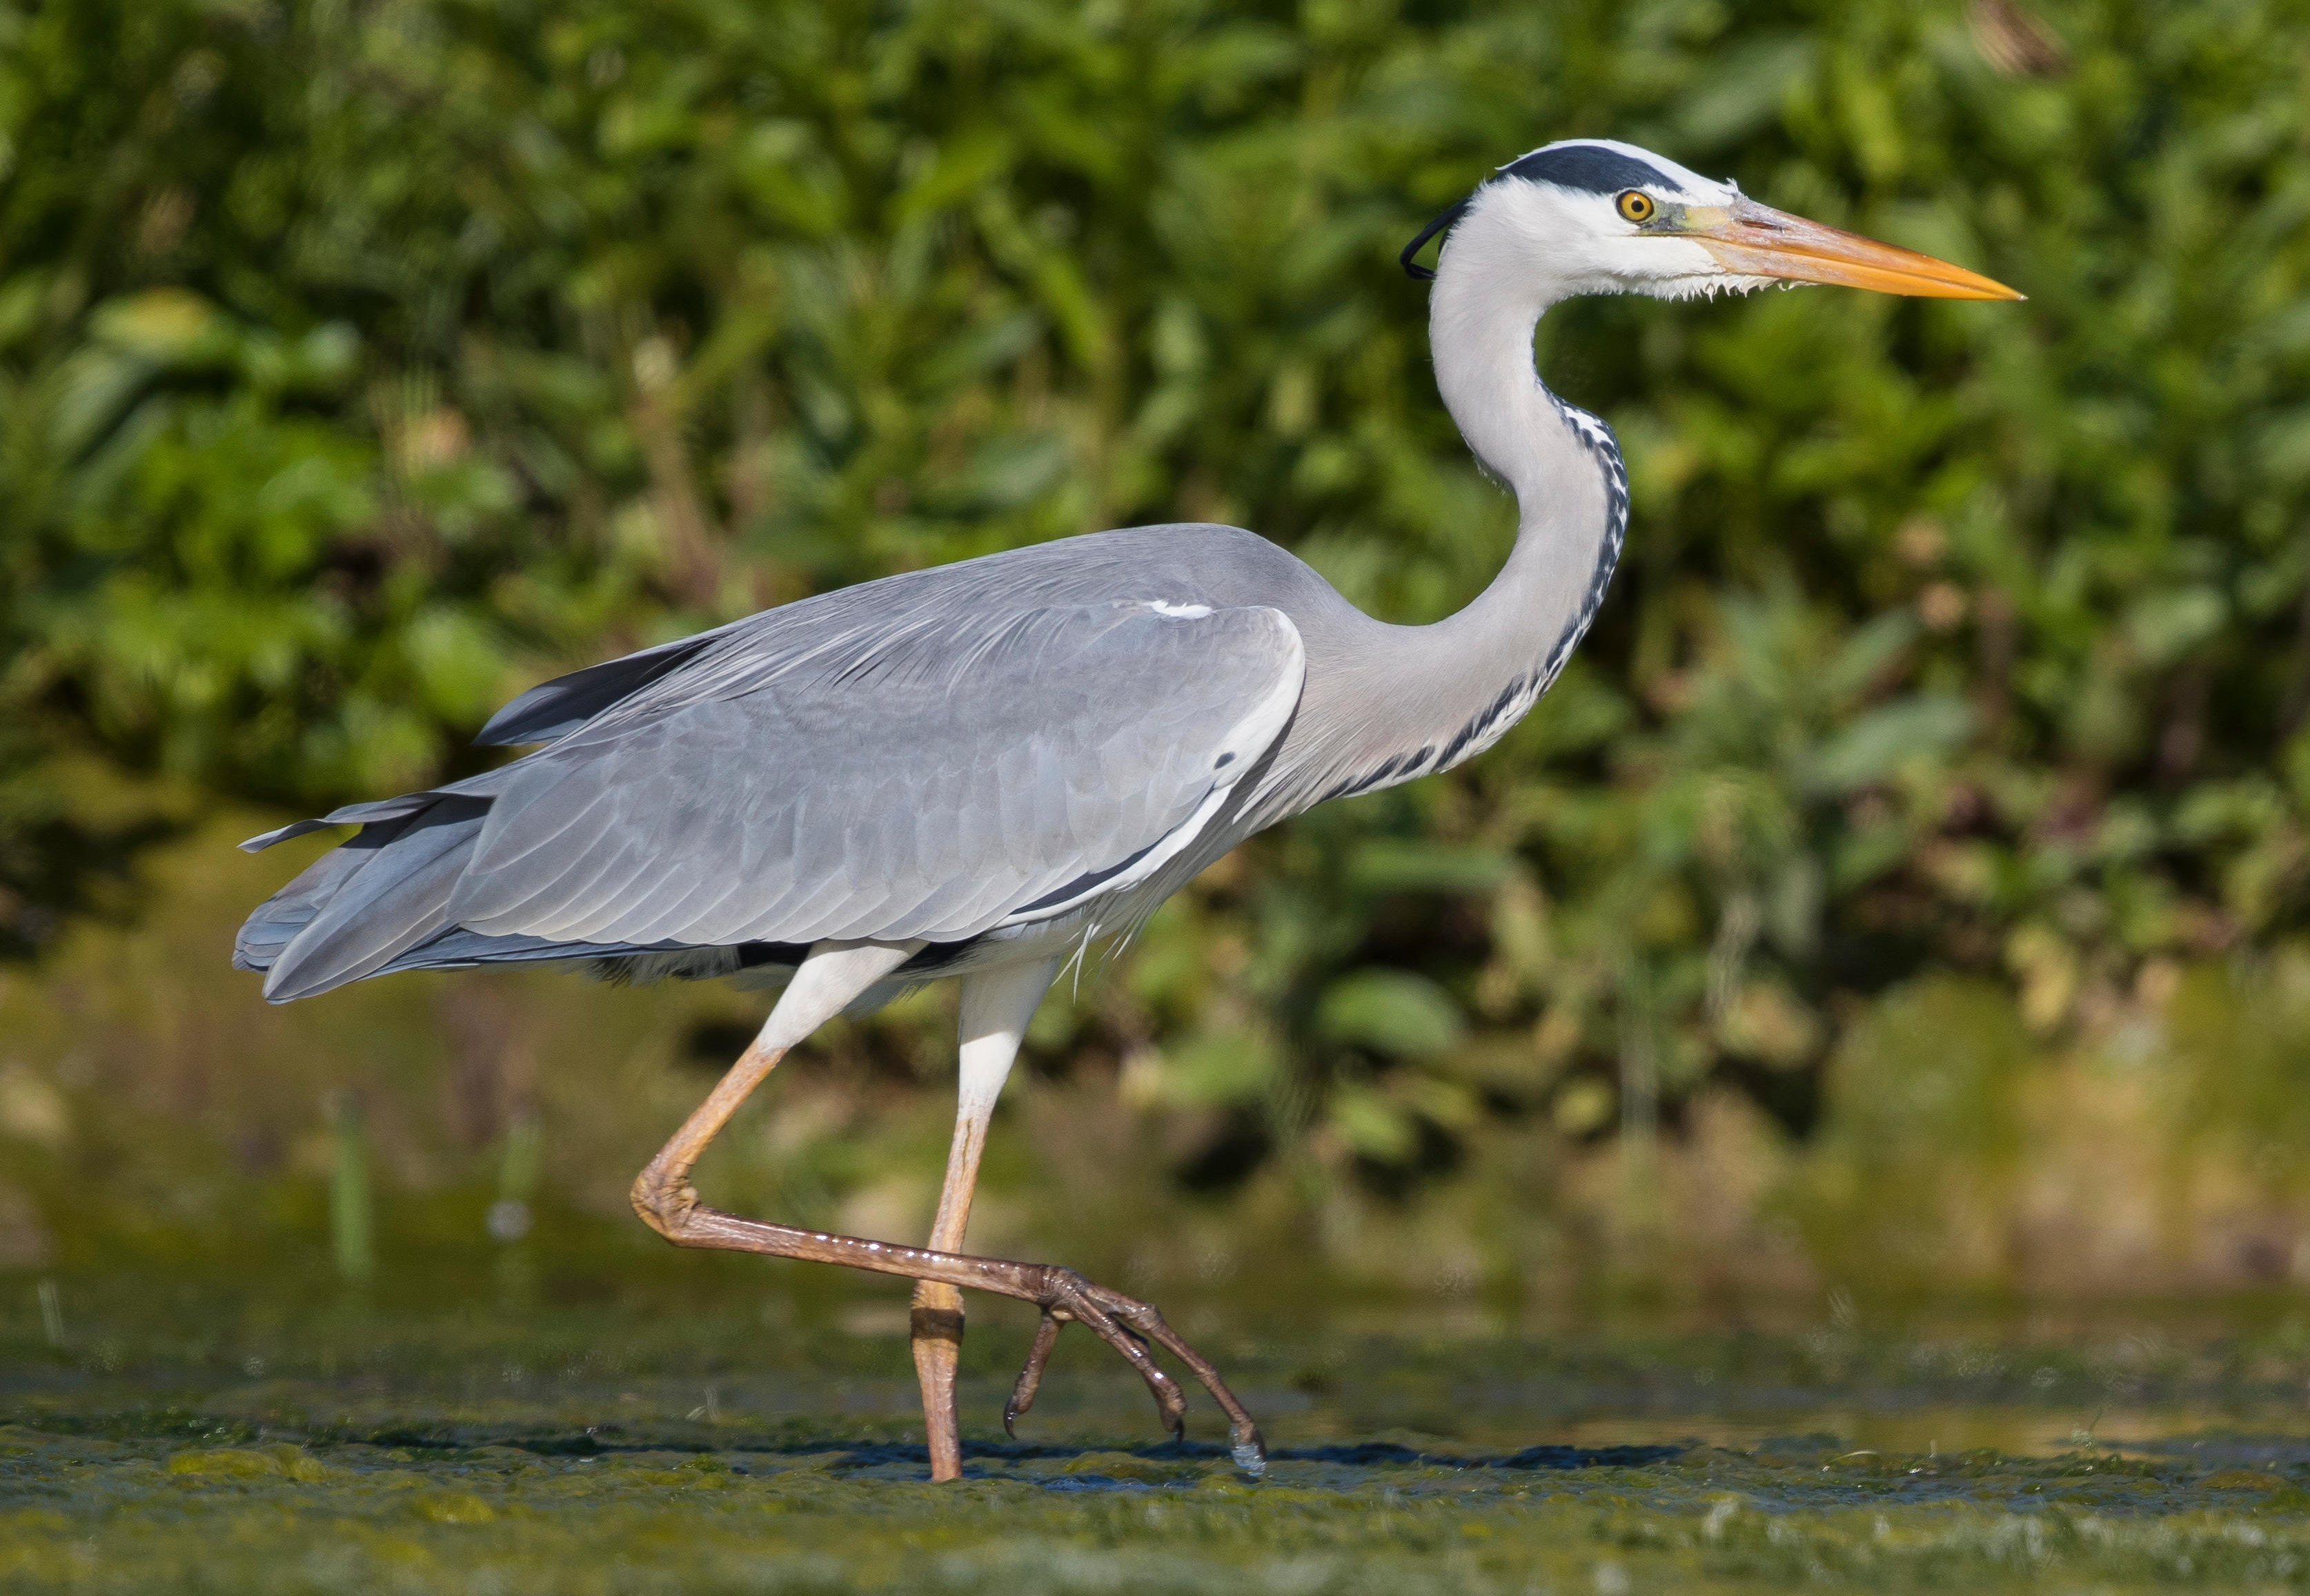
[6,1283,2310,1592]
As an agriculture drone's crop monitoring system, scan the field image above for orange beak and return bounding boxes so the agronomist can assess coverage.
[1683,198,2022,301]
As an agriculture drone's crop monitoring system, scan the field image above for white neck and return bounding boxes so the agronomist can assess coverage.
[1413,190,1626,725]
[1274,189,1627,813]
[1427,190,1597,512]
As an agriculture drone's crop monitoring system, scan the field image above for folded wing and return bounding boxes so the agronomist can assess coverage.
[240,598,1303,1001]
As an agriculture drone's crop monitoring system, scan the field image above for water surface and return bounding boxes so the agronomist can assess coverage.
[6,1283,2310,1592]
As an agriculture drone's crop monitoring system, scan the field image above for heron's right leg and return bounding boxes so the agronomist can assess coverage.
[912,956,1061,1483]
[630,939,1265,1472]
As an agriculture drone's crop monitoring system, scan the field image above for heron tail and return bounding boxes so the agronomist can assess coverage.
[233,798,492,1003]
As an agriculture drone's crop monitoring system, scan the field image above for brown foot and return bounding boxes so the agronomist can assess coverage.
[1003,1268,1266,1474]
[632,1162,1265,1470]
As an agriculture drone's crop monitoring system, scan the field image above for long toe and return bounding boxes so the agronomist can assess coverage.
[1004,1311,1064,1437]
[1078,1281,1265,1473]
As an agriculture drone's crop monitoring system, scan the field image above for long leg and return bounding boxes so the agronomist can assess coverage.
[631,939,1265,1473]
[912,956,1060,1481]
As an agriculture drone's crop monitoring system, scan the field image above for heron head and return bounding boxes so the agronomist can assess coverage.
[1403,139,2021,304]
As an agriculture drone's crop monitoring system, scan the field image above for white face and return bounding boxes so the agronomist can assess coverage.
[1470,140,1770,302]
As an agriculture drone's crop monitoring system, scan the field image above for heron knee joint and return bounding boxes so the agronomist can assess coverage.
[629,1165,700,1239]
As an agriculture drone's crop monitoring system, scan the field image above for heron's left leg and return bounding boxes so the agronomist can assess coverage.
[913,956,1060,1483]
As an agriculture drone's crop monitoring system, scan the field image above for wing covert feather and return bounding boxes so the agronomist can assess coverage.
[442,601,1303,947]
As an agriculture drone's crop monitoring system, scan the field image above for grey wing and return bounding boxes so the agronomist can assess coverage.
[438,600,1303,947]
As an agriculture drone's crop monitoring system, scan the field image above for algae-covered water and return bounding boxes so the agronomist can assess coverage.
[8,1281,2310,1593]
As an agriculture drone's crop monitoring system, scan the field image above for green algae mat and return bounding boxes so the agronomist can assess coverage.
[8,1288,2310,1593]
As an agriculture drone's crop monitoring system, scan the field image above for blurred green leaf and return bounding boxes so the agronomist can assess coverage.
[1315,970,1466,1058]
[1328,1085,1417,1163]
[1345,841,1512,897]
[1804,697,1974,795]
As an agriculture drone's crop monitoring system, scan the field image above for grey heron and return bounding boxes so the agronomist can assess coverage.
[235,139,2017,1480]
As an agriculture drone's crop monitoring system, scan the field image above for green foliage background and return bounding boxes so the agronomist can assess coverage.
[4,0,2310,1217]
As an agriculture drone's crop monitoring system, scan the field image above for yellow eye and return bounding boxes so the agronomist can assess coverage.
[1617,190,1656,224]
